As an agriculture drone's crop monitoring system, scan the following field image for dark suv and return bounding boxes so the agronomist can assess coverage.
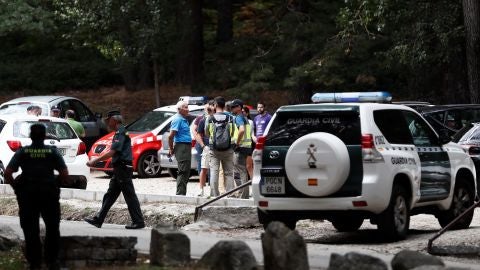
[417,104,480,138]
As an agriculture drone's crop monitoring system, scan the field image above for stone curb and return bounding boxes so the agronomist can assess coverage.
[0,184,254,207]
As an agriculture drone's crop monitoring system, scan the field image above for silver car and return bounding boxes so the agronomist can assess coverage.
[0,96,107,151]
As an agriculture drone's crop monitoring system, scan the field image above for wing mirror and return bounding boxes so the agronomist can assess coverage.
[438,129,451,145]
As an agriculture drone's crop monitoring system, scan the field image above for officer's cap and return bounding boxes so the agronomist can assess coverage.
[51,105,60,112]
[106,110,121,119]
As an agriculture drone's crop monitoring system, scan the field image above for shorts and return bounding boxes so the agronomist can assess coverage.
[201,146,211,169]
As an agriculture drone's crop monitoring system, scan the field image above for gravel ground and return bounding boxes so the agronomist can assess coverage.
[86,170,205,197]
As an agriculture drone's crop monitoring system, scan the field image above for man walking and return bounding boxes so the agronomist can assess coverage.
[253,101,272,142]
[205,96,235,197]
[5,124,69,270]
[168,100,192,195]
[84,110,145,229]
[231,99,252,199]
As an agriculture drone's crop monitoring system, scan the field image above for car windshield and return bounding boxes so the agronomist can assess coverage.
[127,110,176,132]
[13,121,77,140]
[0,102,49,116]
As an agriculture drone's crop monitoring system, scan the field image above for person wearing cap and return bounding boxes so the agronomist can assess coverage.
[84,110,145,229]
[65,110,85,138]
[4,124,69,270]
[168,100,192,195]
[50,106,61,118]
[231,99,252,199]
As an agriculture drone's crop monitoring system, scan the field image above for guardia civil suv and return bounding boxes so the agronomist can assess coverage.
[252,92,478,241]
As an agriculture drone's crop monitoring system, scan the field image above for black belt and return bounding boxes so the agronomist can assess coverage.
[175,142,191,145]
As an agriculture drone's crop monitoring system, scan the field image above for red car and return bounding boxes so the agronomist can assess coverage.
[88,103,205,178]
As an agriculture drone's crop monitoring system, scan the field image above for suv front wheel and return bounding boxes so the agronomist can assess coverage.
[377,184,410,241]
[437,179,474,229]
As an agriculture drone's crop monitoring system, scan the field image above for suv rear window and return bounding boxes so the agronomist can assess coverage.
[13,121,77,140]
[266,110,361,146]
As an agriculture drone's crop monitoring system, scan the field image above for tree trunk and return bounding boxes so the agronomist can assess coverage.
[175,0,204,85]
[216,0,233,43]
[463,0,480,103]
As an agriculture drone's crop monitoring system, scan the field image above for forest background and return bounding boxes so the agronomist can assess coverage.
[1,0,480,120]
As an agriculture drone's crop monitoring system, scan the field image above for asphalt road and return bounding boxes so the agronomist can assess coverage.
[2,214,480,270]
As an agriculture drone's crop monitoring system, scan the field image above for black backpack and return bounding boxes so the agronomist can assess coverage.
[210,114,233,151]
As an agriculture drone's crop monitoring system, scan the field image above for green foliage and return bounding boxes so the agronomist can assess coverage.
[0,246,25,270]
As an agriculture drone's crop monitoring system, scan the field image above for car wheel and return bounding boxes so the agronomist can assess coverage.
[137,151,162,178]
[167,168,178,179]
[437,179,474,229]
[331,216,364,232]
[0,163,5,184]
[377,184,410,241]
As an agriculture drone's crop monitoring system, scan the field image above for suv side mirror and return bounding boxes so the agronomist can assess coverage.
[438,129,451,145]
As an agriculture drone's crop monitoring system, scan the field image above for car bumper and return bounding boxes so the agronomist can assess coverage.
[252,169,394,215]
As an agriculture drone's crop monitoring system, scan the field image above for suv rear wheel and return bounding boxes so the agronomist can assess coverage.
[258,209,297,230]
[331,216,364,232]
[437,179,474,229]
[377,184,410,241]
[137,151,162,178]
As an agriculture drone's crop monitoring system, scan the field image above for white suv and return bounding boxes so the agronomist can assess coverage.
[0,115,89,189]
[252,92,477,241]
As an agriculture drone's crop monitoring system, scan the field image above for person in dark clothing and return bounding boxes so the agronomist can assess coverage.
[5,124,69,270]
[84,110,145,229]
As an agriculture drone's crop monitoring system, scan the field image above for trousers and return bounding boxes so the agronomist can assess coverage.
[96,163,144,224]
[16,184,60,268]
[174,143,192,195]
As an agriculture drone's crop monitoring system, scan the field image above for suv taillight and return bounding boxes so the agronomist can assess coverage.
[361,134,374,149]
[77,142,86,155]
[7,140,22,151]
[255,136,266,150]
[361,134,384,162]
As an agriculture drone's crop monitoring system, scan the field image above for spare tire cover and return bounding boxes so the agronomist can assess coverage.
[285,132,350,196]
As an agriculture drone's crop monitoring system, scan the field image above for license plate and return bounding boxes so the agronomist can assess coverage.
[261,176,285,194]
[58,148,66,156]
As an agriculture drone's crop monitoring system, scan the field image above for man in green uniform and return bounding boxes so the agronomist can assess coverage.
[84,110,145,229]
[5,124,69,270]
[65,109,85,138]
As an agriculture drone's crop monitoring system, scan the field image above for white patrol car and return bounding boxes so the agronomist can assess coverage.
[252,92,478,241]
[0,114,89,189]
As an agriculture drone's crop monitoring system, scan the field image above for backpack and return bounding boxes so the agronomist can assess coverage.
[210,114,233,151]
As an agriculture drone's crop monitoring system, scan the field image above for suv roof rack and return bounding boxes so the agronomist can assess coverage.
[311,91,392,103]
